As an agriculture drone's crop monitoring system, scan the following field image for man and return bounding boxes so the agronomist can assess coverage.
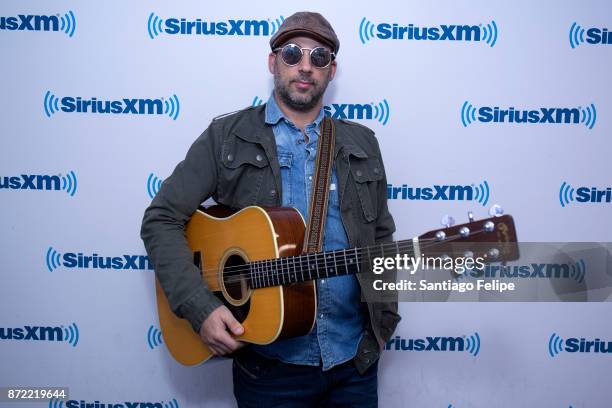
[141,11,400,407]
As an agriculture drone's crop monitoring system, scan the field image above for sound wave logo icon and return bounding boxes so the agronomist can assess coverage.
[61,170,77,196]
[147,325,164,349]
[147,12,164,39]
[569,22,586,48]
[46,247,62,272]
[62,322,79,347]
[549,333,564,357]
[480,20,498,47]
[462,101,597,129]
[44,91,60,117]
[371,99,391,125]
[251,96,264,107]
[148,12,284,39]
[465,332,481,356]
[49,398,180,408]
[473,180,490,207]
[163,94,180,121]
[580,103,597,129]
[359,18,497,47]
[461,101,477,127]
[359,18,375,44]
[59,11,76,37]
[570,259,586,284]
[559,181,575,207]
[147,173,164,199]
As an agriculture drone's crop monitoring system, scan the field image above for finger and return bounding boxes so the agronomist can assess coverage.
[215,330,244,352]
[220,309,244,335]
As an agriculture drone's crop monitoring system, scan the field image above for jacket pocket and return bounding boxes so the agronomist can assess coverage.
[218,135,271,208]
[348,156,383,223]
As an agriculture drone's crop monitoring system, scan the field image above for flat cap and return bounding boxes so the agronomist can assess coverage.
[269,11,340,54]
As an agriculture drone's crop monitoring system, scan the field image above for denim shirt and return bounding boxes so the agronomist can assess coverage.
[250,94,364,370]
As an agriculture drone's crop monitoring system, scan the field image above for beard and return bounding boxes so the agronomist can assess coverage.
[273,62,331,112]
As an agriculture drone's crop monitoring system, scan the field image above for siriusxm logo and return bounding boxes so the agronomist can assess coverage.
[359,18,498,47]
[0,11,76,37]
[148,12,284,39]
[46,247,153,272]
[49,398,179,408]
[569,22,611,48]
[461,260,586,283]
[147,325,164,350]
[0,171,77,196]
[0,323,78,347]
[549,333,612,357]
[44,92,180,120]
[560,182,611,207]
[387,181,490,206]
[251,96,391,126]
[147,173,164,199]
[386,332,481,356]
[461,101,597,129]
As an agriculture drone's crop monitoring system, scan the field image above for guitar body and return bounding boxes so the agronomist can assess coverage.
[156,206,316,366]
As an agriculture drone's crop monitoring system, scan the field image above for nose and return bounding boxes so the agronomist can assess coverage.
[297,51,313,73]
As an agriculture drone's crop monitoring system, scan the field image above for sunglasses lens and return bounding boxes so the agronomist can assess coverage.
[281,44,303,66]
[310,47,332,68]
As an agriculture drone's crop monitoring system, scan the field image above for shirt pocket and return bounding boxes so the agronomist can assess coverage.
[349,156,383,223]
[277,152,294,206]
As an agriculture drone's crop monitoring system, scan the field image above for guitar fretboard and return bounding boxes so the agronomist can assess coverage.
[248,239,417,289]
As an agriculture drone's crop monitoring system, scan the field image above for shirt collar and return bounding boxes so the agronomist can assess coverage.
[265,93,325,133]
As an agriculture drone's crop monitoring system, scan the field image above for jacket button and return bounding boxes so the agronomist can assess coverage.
[373,167,379,174]
[256,154,263,162]
[227,154,233,162]
[270,189,276,196]
[356,170,363,177]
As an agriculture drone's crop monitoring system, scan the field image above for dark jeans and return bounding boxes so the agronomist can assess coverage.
[232,348,378,408]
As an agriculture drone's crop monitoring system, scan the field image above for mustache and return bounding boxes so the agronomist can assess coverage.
[291,75,316,85]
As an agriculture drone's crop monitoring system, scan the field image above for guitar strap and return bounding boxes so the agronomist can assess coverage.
[302,116,336,254]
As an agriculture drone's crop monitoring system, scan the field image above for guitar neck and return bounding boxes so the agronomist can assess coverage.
[248,239,418,289]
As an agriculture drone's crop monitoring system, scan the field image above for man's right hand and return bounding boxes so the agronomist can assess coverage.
[199,305,245,356]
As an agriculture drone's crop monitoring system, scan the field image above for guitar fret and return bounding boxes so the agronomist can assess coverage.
[299,254,305,283]
[354,247,360,273]
[306,253,313,281]
[332,250,338,276]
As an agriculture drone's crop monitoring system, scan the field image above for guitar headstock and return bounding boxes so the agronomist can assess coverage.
[418,213,519,263]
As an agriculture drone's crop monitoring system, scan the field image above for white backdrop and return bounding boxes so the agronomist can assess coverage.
[1,1,611,407]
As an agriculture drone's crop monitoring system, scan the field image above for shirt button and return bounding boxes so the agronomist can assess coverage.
[321,279,325,283]
[256,154,263,162]
[319,313,324,318]
[308,176,312,180]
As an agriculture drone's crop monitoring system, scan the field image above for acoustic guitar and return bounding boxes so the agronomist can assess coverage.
[156,205,518,366]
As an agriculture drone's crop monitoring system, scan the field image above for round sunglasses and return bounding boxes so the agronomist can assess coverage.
[273,43,335,68]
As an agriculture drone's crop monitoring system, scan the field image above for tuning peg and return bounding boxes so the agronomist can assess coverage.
[467,211,474,223]
[440,215,455,228]
[488,204,504,217]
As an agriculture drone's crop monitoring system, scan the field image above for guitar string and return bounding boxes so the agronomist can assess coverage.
[193,227,490,278]
[202,228,498,286]
[200,228,492,284]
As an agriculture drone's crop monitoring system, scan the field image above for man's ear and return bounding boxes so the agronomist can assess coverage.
[268,52,277,75]
[328,60,337,81]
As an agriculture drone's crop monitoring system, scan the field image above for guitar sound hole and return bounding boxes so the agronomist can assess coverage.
[223,254,250,303]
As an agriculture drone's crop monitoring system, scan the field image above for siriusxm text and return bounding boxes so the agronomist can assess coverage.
[385,335,465,351]
[0,14,59,31]
[1,174,60,190]
[376,23,480,41]
[164,18,270,36]
[387,184,473,200]
[0,326,63,341]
